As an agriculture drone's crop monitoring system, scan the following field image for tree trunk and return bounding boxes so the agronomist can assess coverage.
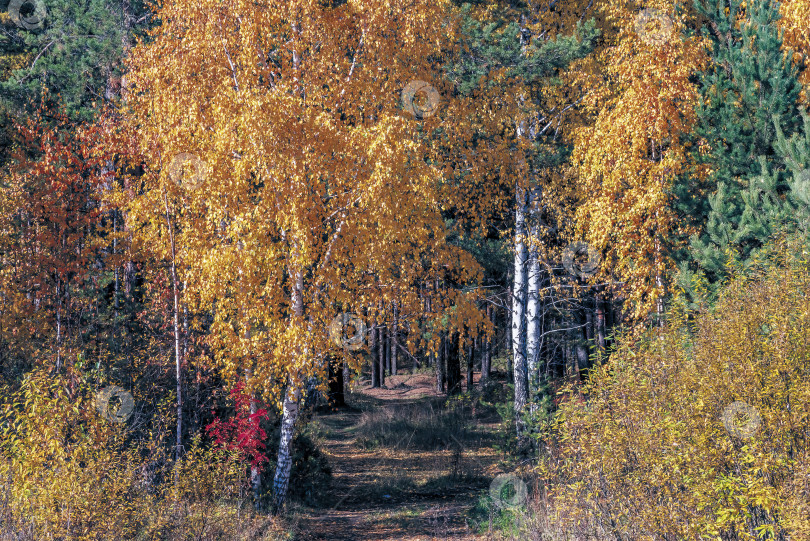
[437,332,446,393]
[526,219,540,411]
[55,279,62,372]
[446,331,462,395]
[512,185,529,433]
[370,321,380,388]
[379,324,387,388]
[429,348,437,388]
[272,382,301,512]
[245,367,261,502]
[162,195,183,485]
[327,354,345,408]
[567,332,579,381]
[467,337,475,391]
[586,303,594,358]
[480,338,490,383]
[481,339,490,383]
[183,280,189,363]
[506,285,513,382]
[390,301,398,376]
[271,261,304,513]
[577,308,589,375]
[655,209,665,328]
[481,303,493,382]
[384,324,391,378]
[596,294,606,354]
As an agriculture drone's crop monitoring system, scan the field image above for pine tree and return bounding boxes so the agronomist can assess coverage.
[0,0,148,120]
[675,0,803,291]
[740,110,810,243]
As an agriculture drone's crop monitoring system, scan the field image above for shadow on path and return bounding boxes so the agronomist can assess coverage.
[293,376,503,541]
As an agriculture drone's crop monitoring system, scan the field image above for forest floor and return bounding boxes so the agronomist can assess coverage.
[288,373,508,541]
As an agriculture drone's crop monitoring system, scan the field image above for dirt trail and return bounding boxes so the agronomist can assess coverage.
[292,374,503,541]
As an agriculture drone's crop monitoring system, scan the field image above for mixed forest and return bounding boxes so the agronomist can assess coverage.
[1,0,810,538]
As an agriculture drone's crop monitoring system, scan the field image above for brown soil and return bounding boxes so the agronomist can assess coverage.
[291,373,504,541]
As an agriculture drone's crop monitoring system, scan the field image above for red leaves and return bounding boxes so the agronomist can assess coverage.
[205,381,270,471]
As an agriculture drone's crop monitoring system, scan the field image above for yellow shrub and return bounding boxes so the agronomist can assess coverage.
[542,244,810,540]
[0,367,282,540]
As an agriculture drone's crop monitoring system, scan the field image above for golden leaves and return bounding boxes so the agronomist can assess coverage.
[546,249,810,538]
[117,0,485,401]
[570,0,710,321]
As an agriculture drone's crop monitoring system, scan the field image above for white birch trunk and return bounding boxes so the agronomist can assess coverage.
[163,195,183,478]
[525,218,541,412]
[271,265,304,512]
[272,382,301,512]
[512,184,529,432]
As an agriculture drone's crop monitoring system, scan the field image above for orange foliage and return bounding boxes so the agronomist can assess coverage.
[570,0,711,322]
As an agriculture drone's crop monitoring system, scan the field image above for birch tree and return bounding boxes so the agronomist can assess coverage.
[116,0,486,511]
[443,1,598,437]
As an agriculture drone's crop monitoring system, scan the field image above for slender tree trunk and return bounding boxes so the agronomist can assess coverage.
[163,196,183,484]
[183,280,189,362]
[467,337,475,391]
[596,294,606,354]
[446,331,462,395]
[481,303,493,381]
[343,361,351,393]
[437,332,446,393]
[383,326,390,383]
[569,324,582,382]
[271,252,304,512]
[433,347,441,392]
[586,303,594,359]
[655,205,665,328]
[55,279,62,372]
[390,301,398,376]
[577,309,589,376]
[481,337,490,384]
[379,320,387,388]
[245,367,261,502]
[370,320,380,388]
[233,242,261,504]
[526,220,540,412]
[493,302,501,361]
[272,381,301,512]
[506,286,513,382]
[327,354,346,408]
[512,185,529,433]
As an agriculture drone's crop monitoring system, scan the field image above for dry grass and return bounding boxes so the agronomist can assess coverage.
[293,379,505,540]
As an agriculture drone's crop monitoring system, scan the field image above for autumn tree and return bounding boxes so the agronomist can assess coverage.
[571,0,710,324]
[0,101,109,379]
[117,0,489,511]
[441,0,599,439]
[542,235,810,538]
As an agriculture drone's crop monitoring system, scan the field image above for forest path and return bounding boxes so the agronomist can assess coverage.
[290,374,504,541]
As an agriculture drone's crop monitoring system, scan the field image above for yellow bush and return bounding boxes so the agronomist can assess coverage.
[0,368,286,540]
[542,244,810,540]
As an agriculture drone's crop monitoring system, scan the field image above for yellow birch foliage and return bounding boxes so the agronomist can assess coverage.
[432,0,611,289]
[570,0,710,322]
[542,240,810,539]
[113,0,486,405]
[779,0,810,102]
